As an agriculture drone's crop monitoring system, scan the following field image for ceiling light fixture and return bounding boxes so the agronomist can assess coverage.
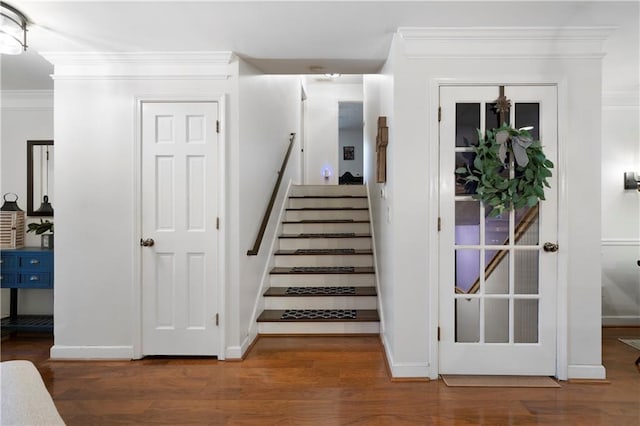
[0,2,28,55]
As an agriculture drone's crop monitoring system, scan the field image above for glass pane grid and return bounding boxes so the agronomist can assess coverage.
[453,98,542,345]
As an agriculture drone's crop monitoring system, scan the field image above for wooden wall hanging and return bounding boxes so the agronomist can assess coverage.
[376,116,389,183]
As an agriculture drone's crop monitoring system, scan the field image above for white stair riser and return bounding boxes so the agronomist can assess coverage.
[279,237,372,251]
[290,185,367,197]
[285,209,369,221]
[288,198,368,209]
[270,274,375,287]
[282,222,370,234]
[258,321,380,334]
[274,254,373,267]
[264,296,377,310]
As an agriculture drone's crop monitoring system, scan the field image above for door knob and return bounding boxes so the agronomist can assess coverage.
[140,238,155,247]
[543,242,558,252]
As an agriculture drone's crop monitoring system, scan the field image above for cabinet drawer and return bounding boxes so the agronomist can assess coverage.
[17,273,52,288]
[0,272,17,287]
[0,255,17,269]
[17,254,52,271]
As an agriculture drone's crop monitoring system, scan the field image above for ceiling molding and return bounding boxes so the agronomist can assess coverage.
[397,27,617,59]
[1,90,53,110]
[39,51,235,79]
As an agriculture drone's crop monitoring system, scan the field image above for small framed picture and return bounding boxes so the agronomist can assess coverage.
[343,146,355,161]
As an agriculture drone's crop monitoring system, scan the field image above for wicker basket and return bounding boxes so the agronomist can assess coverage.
[0,210,26,249]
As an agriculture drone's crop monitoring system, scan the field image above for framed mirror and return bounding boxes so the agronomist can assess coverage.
[27,140,54,217]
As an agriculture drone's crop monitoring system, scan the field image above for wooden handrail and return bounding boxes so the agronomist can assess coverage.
[456,204,540,294]
[247,133,296,256]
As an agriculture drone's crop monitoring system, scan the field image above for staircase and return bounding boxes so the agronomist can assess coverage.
[257,184,380,334]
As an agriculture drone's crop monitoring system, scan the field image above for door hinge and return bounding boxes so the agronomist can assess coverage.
[215,313,219,326]
[438,106,442,122]
[216,120,220,133]
[437,326,441,341]
[437,217,442,232]
[216,217,220,230]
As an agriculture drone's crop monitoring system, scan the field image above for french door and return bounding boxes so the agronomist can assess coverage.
[141,101,220,356]
[439,85,558,375]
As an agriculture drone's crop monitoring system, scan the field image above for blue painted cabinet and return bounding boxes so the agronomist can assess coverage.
[1,247,53,332]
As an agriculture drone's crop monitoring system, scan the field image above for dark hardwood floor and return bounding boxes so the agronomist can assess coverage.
[2,328,639,425]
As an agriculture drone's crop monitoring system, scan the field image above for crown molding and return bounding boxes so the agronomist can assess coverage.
[39,51,235,79]
[397,27,617,59]
[1,90,53,110]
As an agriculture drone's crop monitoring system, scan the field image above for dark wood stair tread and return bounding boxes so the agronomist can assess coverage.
[274,249,372,256]
[286,207,368,211]
[288,195,367,199]
[264,286,377,297]
[282,220,369,224]
[280,233,371,239]
[257,309,379,322]
[270,266,375,274]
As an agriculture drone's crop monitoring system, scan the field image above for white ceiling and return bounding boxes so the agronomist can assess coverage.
[1,1,638,91]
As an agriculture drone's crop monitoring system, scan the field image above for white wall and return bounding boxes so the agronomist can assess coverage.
[1,90,54,316]
[44,53,239,358]
[234,61,301,357]
[304,80,363,185]
[365,26,615,379]
[601,91,640,325]
[363,65,396,369]
[42,52,302,360]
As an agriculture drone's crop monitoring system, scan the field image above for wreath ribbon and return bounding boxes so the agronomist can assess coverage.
[496,128,533,167]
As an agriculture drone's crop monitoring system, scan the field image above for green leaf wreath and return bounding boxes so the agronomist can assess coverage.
[456,124,554,217]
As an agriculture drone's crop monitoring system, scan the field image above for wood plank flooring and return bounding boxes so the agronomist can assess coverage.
[1,328,639,425]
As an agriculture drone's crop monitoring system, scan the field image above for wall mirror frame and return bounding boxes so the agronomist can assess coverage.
[27,140,54,217]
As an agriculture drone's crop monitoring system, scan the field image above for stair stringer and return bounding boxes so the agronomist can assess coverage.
[242,179,295,358]
[365,182,385,337]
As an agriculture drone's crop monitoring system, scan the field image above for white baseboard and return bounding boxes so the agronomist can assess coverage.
[381,333,430,378]
[567,364,607,380]
[50,345,133,360]
[225,346,242,360]
[602,316,640,326]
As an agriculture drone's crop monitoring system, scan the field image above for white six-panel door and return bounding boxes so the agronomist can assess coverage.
[439,86,558,375]
[141,101,219,356]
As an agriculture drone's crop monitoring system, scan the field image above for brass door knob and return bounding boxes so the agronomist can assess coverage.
[543,242,559,252]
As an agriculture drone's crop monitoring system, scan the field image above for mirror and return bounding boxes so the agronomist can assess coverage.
[27,140,54,216]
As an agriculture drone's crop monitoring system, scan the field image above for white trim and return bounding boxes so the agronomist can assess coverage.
[567,364,607,380]
[602,316,640,326]
[556,78,570,381]
[0,90,53,110]
[382,334,430,378]
[50,75,232,81]
[365,182,386,338]
[50,345,133,360]
[225,345,243,360]
[602,90,640,108]
[397,27,615,59]
[132,94,227,360]
[601,239,640,246]
[40,51,234,79]
[428,78,441,380]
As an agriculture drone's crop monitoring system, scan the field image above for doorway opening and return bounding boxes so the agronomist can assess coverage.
[338,101,363,185]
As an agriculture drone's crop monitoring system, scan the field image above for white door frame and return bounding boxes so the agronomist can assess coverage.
[132,95,227,360]
[427,77,569,380]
